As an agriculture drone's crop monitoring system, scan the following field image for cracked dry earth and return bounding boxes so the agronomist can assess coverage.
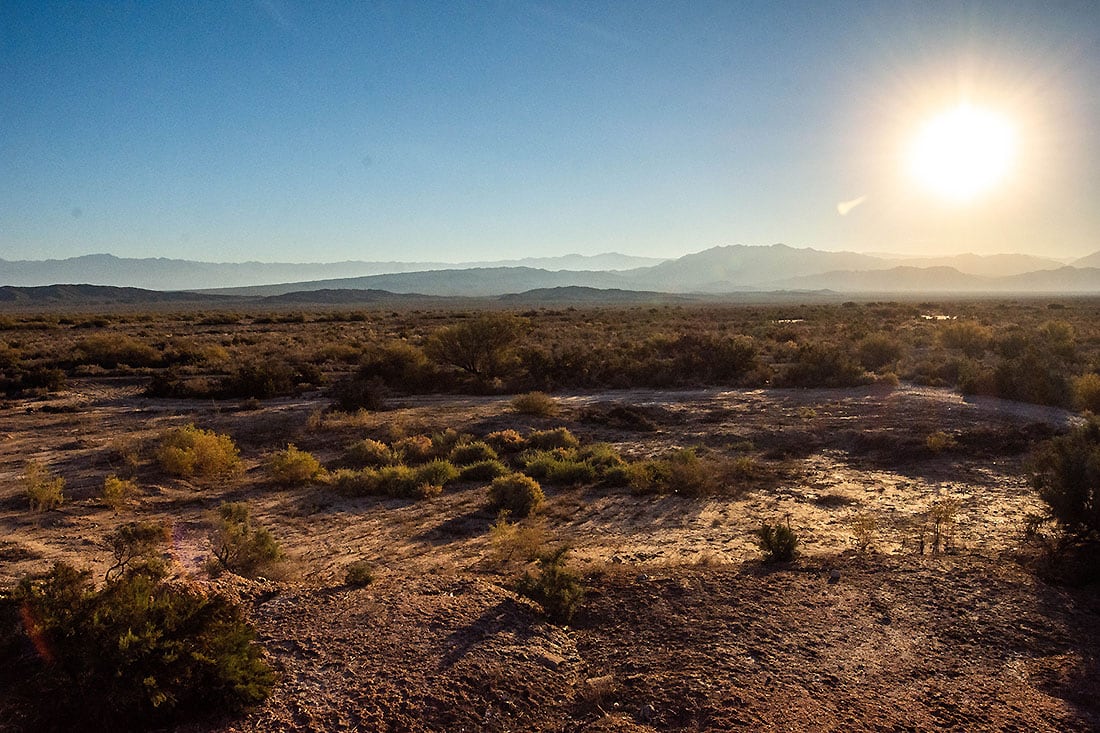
[2,382,1099,731]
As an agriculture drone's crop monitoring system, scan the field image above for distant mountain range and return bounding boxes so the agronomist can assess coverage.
[0,252,664,291]
[2,244,1098,299]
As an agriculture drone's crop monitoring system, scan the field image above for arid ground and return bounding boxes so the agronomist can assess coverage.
[1,380,1098,731]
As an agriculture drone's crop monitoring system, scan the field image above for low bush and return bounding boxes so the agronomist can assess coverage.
[346,438,400,467]
[1028,418,1100,540]
[393,434,434,463]
[925,431,958,454]
[23,460,65,512]
[0,562,273,729]
[102,474,139,511]
[516,546,586,624]
[449,440,499,465]
[209,502,283,578]
[756,519,799,562]
[460,459,509,481]
[489,473,545,518]
[488,510,548,565]
[526,427,580,450]
[268,444,324,484]
[344,560,374,587]
[485,429,525,453]
[156,425,241,479]
[415,459,460,489]
[778,343,870,388]
[511,391,559,416]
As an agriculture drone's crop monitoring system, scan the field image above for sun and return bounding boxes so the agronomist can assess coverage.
[907,104,1015,202]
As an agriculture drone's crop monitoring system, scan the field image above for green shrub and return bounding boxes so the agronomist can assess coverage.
[209,502,283,578]
[526,427,580,450]
[449,440,499,465]
[424,313,527,381]
[489,473,545,518]
[105,520,169,581]
[756,519,799,562]
[23,460,65,512]
[218,359,312,399]
[512,391,559,416]
[414,459,460,489]
[0,562,273,729]
[460,459,509,481]
[346,438,400,467]
[156,425,241,478]
[546,458,597,486]
[1028,418,1100,540]
[268,444,324,484]
[516,546,586,624]
[344,560,374,587]
[328,468,375,495]
[102,474,138,511]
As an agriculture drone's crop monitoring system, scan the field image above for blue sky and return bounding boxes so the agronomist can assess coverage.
[2,1,1098,263]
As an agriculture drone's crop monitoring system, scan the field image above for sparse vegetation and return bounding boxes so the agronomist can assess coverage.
[102,474,139,511]
[756,518,799,562]
[208,502,284,578]
[516,546,586,624]
[344,560,374,587]
[23,460,65,512]
[512,391,559,416]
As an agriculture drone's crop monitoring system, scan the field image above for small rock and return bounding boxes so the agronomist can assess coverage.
[828,569,841,584]
[536,652,566,671]
[638,703,657,722]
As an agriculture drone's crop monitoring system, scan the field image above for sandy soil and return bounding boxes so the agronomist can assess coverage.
[1,382,1097,731]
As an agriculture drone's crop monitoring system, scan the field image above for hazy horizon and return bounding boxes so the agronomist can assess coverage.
[3,2,1098,263]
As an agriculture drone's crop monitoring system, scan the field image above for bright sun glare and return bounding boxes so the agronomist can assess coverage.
[907,104,1015,202]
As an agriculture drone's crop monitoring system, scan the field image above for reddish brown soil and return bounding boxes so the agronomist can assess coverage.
[1,381,1098,731]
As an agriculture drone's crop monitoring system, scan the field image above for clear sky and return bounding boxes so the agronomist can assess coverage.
[2,1,1098,263]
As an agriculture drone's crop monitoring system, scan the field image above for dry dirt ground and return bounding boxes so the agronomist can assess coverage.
[1,382,1098,731]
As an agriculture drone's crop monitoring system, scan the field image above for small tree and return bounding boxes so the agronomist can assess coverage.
[424,313,527,381]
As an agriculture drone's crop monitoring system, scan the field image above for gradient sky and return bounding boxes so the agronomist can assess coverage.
[2,1,1099,263]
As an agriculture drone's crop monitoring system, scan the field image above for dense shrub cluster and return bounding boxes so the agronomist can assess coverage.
[0,562,273,730]
[5,301,1100,409]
